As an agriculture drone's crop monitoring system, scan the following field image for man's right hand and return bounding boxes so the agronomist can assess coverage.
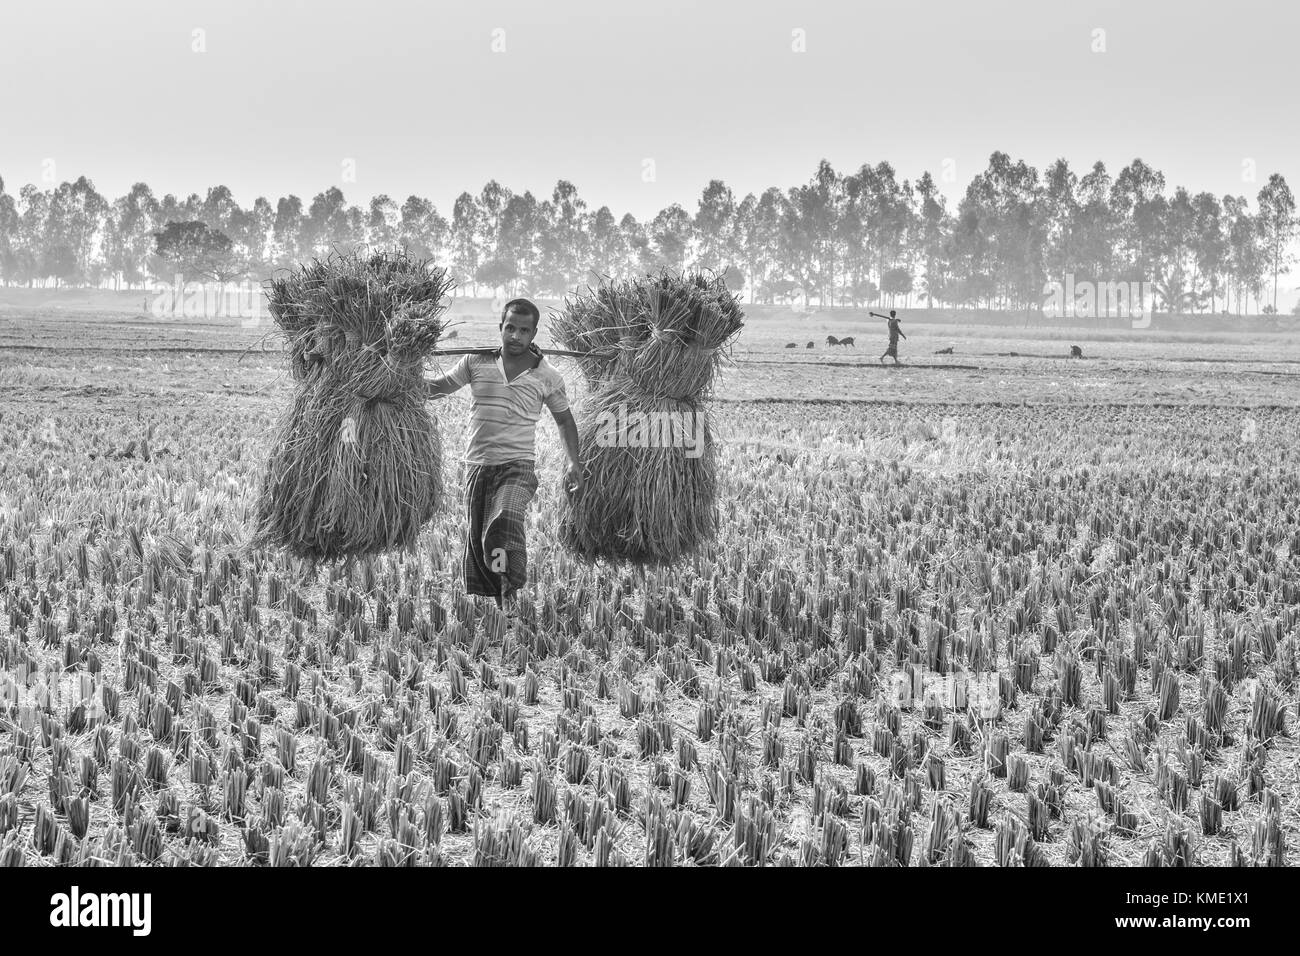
[564,463,585,497]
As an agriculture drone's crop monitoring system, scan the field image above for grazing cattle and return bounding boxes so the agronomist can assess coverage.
[935,346,953,355]
[838,336,855,347]
[1070,345,1083,359]
[805,341,814,349]
[826,335,840,346]
[785,342,798,349]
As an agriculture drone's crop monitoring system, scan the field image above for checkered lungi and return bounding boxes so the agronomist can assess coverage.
[464,459,539,598]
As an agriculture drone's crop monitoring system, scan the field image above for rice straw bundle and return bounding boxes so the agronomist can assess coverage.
[552,270,743,565]
[254,249,455,560]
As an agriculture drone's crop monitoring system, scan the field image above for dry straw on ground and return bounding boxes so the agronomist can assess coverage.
[551,270,744,565]
[255,249,454,561]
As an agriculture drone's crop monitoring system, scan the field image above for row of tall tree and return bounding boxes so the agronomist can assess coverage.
[0,154,1295,314]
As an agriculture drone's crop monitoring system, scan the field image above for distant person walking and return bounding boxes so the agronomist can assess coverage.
[870,310,906,364]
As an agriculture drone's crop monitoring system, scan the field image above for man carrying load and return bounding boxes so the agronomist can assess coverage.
[870,309,906,365]
[425,298,584,613]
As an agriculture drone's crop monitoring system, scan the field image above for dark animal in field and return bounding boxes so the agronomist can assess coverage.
[785,342,798,349]
[444,329,458,340]
[826,335,840,346]
[1070,345,1083,358]
[935,346,953,355]
[806,341,814,349]
[838,336,855,347]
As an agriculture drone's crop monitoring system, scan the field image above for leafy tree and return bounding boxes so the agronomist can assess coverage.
[41,244,79,287]
[720,266,745,295]
[618,213,652,276]
[104,182,160,288]
[1152,266,1205,316]
[848,277,879,307]
[914,171,949,307]
[367,195,400,248]
[585,204,621,280]
[201,185,240,236]
[16,186,53,285]
[303,186,353,255]
[961,153,1044,309]
[500,191,542,289]
[782,184,821,300]
[1190,192,1226,312]
[1224,196,1264,314]
[807,160,843,305]
[158,192,203,228]
[749,188,789,302]
[859,162,911,299]
[398,196,446,260]
[11,184,50,285]
[477,180,513,258]
[45,176,108,285]
[0,175,22,284]
[1041,159,1079,285]
[1159,187,1196,307]
[694,179,736,272]
[764,277,798,303]
[537,180,586,296]
[450,192,483,294]
[1074,162,1115,283]
[475,257,519,295]
[273,196,306,270]
[732,194,759,298]
[240,197,275,270]
[880,267,913,305]
[1109,159,1166,282]
[650,203,692,272]
[152,220,243,281]
[1256,174,1297,313]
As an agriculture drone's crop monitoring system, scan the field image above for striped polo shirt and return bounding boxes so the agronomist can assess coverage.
[440,349,571,465]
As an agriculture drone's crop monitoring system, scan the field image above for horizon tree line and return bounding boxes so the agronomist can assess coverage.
[0,153,1295,316]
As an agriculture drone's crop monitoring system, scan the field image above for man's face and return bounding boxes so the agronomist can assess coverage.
[500,309,537,356]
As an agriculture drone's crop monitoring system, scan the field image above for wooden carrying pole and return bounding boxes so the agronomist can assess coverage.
[428,346,615,359]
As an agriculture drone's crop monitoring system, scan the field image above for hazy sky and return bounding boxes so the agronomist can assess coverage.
[1,0,1295,218]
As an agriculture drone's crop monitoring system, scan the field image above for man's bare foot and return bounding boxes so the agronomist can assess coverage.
[500,587,521,630]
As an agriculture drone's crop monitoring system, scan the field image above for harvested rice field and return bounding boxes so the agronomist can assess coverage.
[1,305,1298,867]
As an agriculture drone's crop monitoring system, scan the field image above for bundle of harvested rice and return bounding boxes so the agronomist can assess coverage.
[551,270,743,565]
[254,249,455,560]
